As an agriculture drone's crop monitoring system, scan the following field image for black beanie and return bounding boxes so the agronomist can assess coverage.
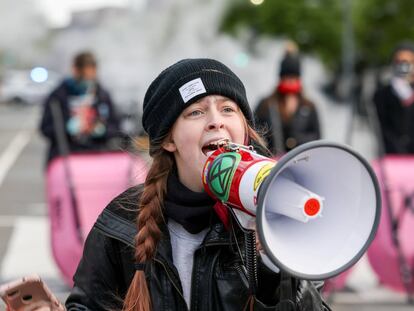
[279,54,301,78]
[142,58,253,153]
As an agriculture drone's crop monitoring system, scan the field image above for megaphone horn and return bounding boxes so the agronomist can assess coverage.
[202,140,381,280]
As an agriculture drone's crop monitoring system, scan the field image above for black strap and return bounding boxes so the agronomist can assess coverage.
[50,99,83,243]
[279,271,294,302]
[268,102,286,155]
[134,263,146,271]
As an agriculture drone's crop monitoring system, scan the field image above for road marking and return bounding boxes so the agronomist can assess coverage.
[0,216,60,279]
[0,215,17,227]
[0,213,46,227]
[0,131,31,187]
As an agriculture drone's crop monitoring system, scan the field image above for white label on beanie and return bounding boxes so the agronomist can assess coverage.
[179,78,206,103]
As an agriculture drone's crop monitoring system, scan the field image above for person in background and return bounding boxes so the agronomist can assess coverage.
[373,41,414,154]
[254,43,321,155]
[65,58,330,311]
[39,51,120,163]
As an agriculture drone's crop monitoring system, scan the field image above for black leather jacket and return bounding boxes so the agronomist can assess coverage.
[373,84,414,154]
[66,186,331,311]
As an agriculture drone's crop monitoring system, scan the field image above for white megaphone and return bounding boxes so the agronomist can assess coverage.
[202,140,381,280]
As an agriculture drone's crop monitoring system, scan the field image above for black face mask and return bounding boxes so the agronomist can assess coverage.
[393,61,413,78]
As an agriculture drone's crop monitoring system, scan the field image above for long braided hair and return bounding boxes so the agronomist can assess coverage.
[122,125,267,311]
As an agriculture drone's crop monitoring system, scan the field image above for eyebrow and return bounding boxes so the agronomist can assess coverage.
[186,97,237,113]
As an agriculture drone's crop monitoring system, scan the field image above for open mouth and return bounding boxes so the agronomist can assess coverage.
[201,139,229,156]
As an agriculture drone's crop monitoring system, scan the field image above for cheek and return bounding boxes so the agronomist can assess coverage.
[172,124,201,153]
[227,123,246,144]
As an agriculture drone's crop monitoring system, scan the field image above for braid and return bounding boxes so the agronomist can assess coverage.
[123,125,265,311]
[123,150,174,311]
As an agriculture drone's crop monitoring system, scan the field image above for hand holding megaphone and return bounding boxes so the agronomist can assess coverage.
[202,139,381,280]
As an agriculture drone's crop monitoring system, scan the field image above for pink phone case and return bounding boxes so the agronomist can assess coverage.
[0,275,65,311]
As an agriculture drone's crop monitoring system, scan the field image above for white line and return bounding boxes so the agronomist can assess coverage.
[0,215,17,227]
[0,131,31,187]
[0,214,46,227]
[0,216,60,279]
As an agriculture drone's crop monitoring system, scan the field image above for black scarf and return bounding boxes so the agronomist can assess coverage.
[164,171,216,234]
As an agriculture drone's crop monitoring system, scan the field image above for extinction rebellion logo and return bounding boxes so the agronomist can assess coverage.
[207,152,241,202]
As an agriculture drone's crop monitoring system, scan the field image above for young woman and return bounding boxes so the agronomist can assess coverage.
[65,58,330,311]
[255,53,321,155]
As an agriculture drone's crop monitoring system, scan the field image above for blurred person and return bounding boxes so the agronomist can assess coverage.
[373,41,414,154]
[254,46,321,154]
[65,58,330,311]
[39,51,120,163]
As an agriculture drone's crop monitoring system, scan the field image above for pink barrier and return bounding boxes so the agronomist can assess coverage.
[323,269,353,293]
[46,152,147,285]
[368,156,414,293]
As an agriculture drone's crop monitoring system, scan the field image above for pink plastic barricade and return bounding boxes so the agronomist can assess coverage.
[368,156,414,293]
[46,152,147,285]
[323,269,353,294]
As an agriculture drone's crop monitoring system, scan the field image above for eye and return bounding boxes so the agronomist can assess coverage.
[187,109,203,117]
[222,106,237,113]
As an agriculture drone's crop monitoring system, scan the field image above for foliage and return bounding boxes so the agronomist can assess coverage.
[354,0,414,67]
[220,0,414,69]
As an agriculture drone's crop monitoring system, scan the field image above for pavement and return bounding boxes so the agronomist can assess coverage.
[0,101,412,310]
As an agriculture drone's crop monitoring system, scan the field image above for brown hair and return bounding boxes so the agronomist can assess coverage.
[123,125,267,311]
[73,51,97,69]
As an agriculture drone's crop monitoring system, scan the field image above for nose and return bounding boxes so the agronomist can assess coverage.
[206,112,225,131]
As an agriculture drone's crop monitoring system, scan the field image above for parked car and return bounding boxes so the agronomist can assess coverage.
[0,68,60,105]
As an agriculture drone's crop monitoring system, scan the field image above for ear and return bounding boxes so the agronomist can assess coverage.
[162,141,177,153]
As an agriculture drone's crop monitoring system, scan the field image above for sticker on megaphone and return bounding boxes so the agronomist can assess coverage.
[202,140,324,223]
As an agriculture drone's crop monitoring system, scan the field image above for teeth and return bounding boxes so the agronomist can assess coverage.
[204,138,229,149]
[202,139,229,156]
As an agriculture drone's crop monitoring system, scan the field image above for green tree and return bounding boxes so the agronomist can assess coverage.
[221,0,343,67]
[221,0,414,69]
[354,0,414,67]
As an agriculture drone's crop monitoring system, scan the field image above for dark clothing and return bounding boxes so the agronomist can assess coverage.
[164,171,216,234]
[254,97,321,154]
[65,185,330,311]
[373,84,414,154]
[39,79,120,163]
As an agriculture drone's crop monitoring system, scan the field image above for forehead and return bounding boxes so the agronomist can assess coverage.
[394,50,414,62]
[192,95,235,105]
[280,76,300,82]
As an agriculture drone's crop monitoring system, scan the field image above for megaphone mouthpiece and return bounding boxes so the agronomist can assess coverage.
[266,175,324,223]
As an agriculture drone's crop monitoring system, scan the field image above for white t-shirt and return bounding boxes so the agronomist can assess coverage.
[167,219,209,308]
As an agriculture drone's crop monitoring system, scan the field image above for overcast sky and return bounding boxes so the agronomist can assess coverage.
[38,0,132,27]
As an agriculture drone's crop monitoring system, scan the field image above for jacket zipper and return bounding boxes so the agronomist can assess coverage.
[96,226,189,310]
[154,258,189,311]
[95,223,238,310]
[188,240,232,311]
[155,241,230,310]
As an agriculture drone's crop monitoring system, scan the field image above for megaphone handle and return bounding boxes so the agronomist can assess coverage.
[226,207,258,295]
[244,230,258,295]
